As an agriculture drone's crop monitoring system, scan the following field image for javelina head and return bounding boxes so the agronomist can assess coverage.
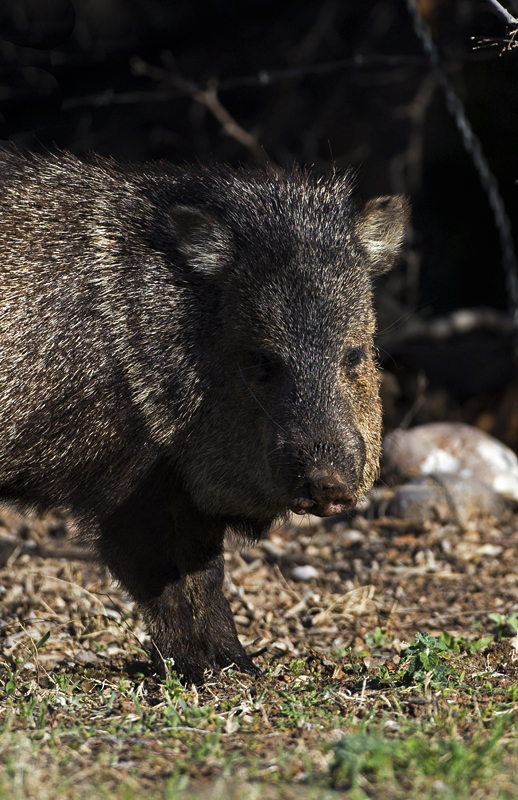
[171,167,408,529]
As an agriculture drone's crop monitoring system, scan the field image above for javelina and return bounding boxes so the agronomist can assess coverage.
[0,150,408,683]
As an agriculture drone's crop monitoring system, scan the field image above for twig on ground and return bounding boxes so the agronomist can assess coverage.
[0,534,94,564]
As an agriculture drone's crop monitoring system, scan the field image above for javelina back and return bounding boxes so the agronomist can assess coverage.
[0,150,408,683]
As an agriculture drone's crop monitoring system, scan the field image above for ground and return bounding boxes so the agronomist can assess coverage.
[2,502,518,799]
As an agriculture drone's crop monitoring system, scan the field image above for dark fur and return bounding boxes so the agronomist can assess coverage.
[0,150,408,682]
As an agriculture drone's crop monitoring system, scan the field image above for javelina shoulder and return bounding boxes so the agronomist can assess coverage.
[0,149,408,683]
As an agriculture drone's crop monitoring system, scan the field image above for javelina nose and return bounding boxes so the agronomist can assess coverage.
[289,469,356,517]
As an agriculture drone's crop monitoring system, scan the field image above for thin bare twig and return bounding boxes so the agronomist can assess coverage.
[131,58,268,165]
[196,83,268,166]
[399,371,428,431]
[487,0,518,25]
[474,0,518,52]
[288,0,341,64]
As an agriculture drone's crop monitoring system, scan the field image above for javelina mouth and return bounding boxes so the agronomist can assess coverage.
[289,496,357,517]
[289,498,356,517]
[288,469,357,517]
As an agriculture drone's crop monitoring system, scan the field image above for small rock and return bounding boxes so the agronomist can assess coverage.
[291,565,319,581]
[441,473,506,524]
[339,530,364,547]
[476,543,503,557]
[385,477,447,522]
[74,650,99,664]
[385,474,505,524]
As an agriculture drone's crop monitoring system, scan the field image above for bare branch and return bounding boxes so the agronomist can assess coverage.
[62,52,500,115]
[193,83,268,166]
[487,0,518,25]
[130,58,268,165]
[406,0,518,331]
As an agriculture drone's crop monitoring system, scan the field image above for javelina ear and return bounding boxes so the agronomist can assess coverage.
[357,196,410,274]
[170,206,233,276]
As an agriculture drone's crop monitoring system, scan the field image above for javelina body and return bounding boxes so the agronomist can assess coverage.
[0,150,408,682]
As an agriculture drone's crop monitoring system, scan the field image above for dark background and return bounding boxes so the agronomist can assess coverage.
[1,0,518,445]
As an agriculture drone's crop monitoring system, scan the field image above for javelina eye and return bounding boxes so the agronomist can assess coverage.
[246,350,278,383]
[343,346,366,377]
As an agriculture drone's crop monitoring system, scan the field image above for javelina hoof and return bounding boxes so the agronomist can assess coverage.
[152,639,260,686]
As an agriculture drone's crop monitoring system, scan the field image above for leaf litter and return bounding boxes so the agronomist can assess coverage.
[2,500,518,797]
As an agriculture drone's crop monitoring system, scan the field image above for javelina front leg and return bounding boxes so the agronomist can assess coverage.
[97,481,258,684]
[144,551,259,683]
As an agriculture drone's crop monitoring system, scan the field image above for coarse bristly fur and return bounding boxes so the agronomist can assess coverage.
[0,149,409,683]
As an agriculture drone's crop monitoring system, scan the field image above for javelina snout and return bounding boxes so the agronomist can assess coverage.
[275,419,367,517]
[0,151,409,683]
